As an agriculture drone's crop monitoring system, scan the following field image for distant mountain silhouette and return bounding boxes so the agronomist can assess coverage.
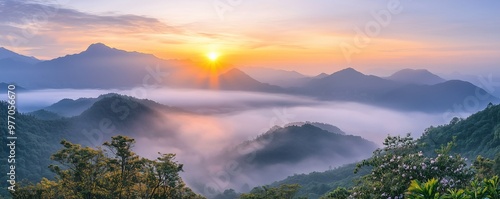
[313,73,329,79]
[27,109,63,120]
[0,82,27,93]
[218,68,285,92]
[42,97,100,117]
[239,67,309,87]
[0,48,40,86]
[376,80,499,112]
[1,43,177,89]
[298,67,499,112]
[303,68,399,101]
[72,94,185,138]
[2,43,497,113]
[0,47,40,64]
[386,69,446,85]
[34,43,176,88]
[37,93,181,118]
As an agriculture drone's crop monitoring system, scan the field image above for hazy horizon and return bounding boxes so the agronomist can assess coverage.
[1,1,499,76]
[2,1,500,198]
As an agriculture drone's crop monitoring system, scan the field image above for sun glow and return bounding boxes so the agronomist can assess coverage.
[207,52,219,61]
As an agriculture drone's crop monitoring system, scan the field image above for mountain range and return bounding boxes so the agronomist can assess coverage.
[385,68,446,85]
[302,68,498,112]
[239,67,310,88]
[0,47,40,64]
[1,43,498,112]
[3,93,376,195]
[0,82,27,93]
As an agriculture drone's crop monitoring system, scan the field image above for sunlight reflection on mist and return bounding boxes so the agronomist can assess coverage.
[10,87,475,192]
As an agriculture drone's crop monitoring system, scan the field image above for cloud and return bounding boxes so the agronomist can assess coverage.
[7,87,479,195]
[0,0,183,58]
[0,1,176,33]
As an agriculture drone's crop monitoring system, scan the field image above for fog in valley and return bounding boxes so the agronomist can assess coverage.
[9,88,476,194]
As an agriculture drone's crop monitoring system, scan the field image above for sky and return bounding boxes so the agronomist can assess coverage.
[1,0,499,75]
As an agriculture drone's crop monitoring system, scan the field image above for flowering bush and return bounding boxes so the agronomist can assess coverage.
[349,134,474,199]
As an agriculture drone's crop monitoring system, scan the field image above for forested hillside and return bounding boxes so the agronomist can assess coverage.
[240,103,500,199]
[0,101,70,196]
[420,102,500,158]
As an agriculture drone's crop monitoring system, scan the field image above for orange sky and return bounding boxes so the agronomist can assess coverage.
[1,1,499,76]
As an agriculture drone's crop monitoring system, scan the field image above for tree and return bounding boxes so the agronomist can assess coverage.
[103,135,143,198]
[213,189,239,199]
[239,184,301,199]
[14,135,205,199]
[351,135,473,198]
[49,140,109,198]
[322,187,350,199]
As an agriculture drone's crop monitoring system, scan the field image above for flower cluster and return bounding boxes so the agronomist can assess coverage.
[350,135,474,199]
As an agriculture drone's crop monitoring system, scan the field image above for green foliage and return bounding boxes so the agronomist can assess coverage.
[403,176,500,199]
[420,104,500,158]
[441,189,468,199]
[406,178,440,199]
[239,184,301,199]
[240,104,500,199]
[270,163,369,199]
[13,136,204,199]
[0,101,71,196]
[321,187,350,199]
[350,134,474,198]
[213,189,240,199]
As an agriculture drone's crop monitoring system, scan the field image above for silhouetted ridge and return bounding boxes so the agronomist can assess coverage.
[387,68,445,85]
[218,68,285,92]
[233,124,376,166]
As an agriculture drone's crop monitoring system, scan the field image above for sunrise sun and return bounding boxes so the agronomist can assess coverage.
[207,52,219,61]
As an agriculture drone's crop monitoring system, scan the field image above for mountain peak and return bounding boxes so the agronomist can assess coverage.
[314,72,329,79]
[0,47,40,64]
[222,68,252,78]
[86,43,113,51]
[387,68,445,85]
[218,68,283,92]
[330,67,365,78]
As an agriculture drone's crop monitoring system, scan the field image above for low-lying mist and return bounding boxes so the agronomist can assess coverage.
[10,88,475,196]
